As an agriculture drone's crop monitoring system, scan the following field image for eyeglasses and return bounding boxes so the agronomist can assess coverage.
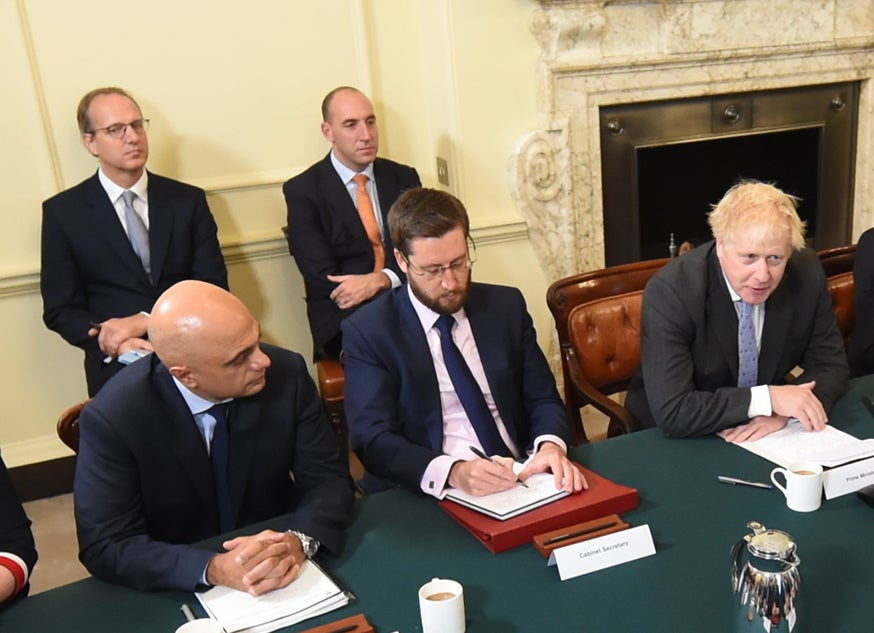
[87,118,150,139]
[403,240,477,281]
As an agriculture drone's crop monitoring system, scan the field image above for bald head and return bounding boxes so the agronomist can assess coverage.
[149,281,270,400]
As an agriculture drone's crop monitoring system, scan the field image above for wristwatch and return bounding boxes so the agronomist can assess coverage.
[289,530,320,558]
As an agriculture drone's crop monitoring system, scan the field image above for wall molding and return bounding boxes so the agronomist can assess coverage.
[0,220,530,300]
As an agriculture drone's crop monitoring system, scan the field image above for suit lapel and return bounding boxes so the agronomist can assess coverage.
[396,289,445,451]
[706,250,741,380]
[318,155,369,245]
[464,285,520,447]
[152,363,215,511]
[82,174,153,285]
[227,396,262,518]
[145,173,171,285]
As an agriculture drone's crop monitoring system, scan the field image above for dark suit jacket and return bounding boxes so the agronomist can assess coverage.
[283,154,420,356]
[341,282,571,492]
[73,344,354,592]
[0,452,36,608]
[626,242,849,437]
[849,227,874,375]
[41,171,228,395]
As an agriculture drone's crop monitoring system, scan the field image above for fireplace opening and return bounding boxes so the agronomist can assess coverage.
[637,127,820,261]
[600,82,859,266]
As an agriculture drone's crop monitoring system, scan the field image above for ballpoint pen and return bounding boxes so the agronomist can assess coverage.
[469,445,529,488]
[717,475,773,490]
[543,521,620,546]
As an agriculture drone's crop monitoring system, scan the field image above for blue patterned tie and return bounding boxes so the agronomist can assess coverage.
[121,190,152,283]
[737,301,758,388]
[435,315,510,456]
[208,403,234,532]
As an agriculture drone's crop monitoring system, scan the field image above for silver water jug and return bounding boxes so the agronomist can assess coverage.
[730,521,802,632]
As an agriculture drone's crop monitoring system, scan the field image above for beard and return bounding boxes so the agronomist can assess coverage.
[408,271,471,315]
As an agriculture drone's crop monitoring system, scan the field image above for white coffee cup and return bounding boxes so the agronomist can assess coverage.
[175,619,225,633]
[419,577,465,633]
[770,461,823,512]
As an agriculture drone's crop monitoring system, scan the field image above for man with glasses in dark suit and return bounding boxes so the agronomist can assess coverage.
[342,188,586,497]
[41,86,227,396]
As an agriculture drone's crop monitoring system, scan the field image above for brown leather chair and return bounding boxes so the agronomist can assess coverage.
[547,258,669,444]
[57,400,89,453]
[818,243,856,277]
[827,271,855,348]
[565,291,645,441]
[282,225,349,459]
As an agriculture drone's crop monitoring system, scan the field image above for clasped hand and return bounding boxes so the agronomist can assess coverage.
[328,272,389,310]
[206,529,305,596]
[88,313,153,358]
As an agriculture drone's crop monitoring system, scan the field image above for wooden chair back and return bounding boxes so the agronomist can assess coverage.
[547,258,669,443]
[57,400,89,453]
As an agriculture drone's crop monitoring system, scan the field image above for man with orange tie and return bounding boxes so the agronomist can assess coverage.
[283,87,421,360]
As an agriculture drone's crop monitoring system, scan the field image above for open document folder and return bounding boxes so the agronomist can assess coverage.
[196,559,352,633]
[444,471,570,520]
[737,418,874,468]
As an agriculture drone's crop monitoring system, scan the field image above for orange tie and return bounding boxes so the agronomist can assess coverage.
[353,173,385,271]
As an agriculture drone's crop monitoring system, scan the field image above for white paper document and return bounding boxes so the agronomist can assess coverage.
[737,419,874,468]
[196,559,351,633]
[444,470,569,520]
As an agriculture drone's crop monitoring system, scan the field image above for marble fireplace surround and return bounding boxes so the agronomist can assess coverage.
[509,0,874,283]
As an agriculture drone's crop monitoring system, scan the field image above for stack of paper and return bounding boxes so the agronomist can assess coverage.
[196,560,351,633]
[738,419,874,468]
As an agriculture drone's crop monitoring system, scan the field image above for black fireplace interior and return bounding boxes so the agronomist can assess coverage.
[637,127,820,260]
[600,82,859,266]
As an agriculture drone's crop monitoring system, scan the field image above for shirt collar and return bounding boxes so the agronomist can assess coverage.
[98,168,149,203]
[171,376,233,416]
[329,151,375,185]
[406,284,466,333]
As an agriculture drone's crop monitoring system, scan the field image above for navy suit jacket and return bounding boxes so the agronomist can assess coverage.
[74,344,354,592]
[342,282,570,492]
[41,171,228,395]
[283,154,420,356]
[626,242,849,437]
[0,452,36,608]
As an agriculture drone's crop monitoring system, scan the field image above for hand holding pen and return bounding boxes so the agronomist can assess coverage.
[469,445,529,488]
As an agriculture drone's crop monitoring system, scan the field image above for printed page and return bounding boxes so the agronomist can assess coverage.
[737,419,874,468]
[197,559,350,633]
[445,471,569,520]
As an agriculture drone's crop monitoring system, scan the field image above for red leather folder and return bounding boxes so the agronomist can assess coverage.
[438,466,638,553]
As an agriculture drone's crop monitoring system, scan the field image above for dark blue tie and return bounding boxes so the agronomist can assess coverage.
[737,301,758,388]
[435,315,511,457]
[208,403,234,533]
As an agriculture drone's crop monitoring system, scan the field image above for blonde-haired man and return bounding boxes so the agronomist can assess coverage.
[626,180,848,440]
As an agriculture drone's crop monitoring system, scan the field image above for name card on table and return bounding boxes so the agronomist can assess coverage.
[823,456,874,499]
[548,524,656,581]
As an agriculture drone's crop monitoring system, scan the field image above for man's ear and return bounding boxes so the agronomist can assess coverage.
[82,133,98,158]
[394,248,407,273]
[169,366,196,390]
[320,121,333,142]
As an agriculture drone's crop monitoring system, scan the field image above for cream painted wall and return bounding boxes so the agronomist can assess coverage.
[2,0,550,468]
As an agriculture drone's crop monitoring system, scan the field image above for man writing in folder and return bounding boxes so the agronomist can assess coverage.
[74,281,353,594]
[342,188,587,498]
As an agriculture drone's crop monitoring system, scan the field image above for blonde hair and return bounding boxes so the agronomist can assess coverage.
[708,180,806,251]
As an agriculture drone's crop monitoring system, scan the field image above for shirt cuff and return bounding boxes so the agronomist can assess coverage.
[420,455,463,499]
[0,553,29,599]
[382,269,402,289]
[747,384,772,418]
[530,435,567,458]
